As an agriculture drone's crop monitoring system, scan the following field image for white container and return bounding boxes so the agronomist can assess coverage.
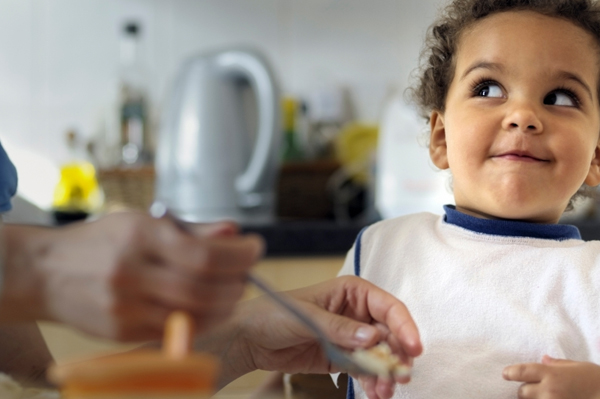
[375,96,454,219]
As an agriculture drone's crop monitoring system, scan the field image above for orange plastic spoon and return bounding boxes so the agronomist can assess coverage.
[47,312,220,398]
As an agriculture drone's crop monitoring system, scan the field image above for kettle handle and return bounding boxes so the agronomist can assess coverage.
[216,50,281,208]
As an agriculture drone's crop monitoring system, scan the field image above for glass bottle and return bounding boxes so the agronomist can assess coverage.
[118,21,152,166]
[282,97,305,161]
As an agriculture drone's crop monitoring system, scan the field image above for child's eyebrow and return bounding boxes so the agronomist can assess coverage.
[459,61,504,82]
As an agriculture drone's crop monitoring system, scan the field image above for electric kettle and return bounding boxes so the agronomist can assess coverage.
[154,48,281,225]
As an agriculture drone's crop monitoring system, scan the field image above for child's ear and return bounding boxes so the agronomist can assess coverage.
[429,110,449,169]
[584,140,600,187]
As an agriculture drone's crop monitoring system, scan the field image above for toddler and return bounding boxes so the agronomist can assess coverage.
[341,0,600,398]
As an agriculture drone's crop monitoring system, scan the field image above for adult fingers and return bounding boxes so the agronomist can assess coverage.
[371,323,412,384]
[375,377,395,399]
[308,305,381,349]
[308,309,413,383]
[186,221,239,238]
[357,375,394,399]
[341,276,422,357]
[373,322,412,367]
[359,376,379,399]
[139,219,264,276]
[110,296,231,341]
[503,363,544,383]
[191,235,264,275]
[105,298,172,341]
[126,266,246,315]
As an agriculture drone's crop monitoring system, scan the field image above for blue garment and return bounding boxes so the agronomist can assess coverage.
[443,205,580,240]
[0,141,18,212]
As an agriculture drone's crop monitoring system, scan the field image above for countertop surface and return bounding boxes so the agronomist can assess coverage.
[570,220,600,241]
[242,220,365,257]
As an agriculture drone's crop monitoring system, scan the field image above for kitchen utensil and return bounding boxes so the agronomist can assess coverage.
[47,311,219,398]
[154,47,281,225]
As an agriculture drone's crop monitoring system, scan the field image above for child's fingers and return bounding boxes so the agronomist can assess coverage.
[517,382,539,399]
[541,354,574,365]
[503,363,544,382]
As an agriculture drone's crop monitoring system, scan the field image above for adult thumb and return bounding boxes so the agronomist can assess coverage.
[311,307,380,348]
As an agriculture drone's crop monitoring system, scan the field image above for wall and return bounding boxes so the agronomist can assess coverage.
[0,0,440,164]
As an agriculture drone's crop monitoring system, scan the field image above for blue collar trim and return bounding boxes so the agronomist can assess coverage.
[443,205,581,241]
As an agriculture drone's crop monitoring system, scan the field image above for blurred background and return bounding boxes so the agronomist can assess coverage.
[0,0,456,232]
[0,0,433,160]
[2,1,598,398]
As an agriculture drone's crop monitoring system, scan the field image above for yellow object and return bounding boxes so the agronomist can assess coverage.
[53,130,103,214]
[53,161,102,213]
[334,123,379,184]
[282,97,297,132]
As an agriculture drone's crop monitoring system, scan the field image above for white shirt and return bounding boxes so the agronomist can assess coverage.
[339,208,600,399]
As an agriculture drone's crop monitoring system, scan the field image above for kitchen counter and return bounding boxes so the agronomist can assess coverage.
[571,220,600,241]
[242,220,365,257]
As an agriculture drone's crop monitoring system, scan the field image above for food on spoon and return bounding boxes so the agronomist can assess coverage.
[351,342,411,378]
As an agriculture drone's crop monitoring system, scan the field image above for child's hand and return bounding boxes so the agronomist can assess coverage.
[503,355,600,398]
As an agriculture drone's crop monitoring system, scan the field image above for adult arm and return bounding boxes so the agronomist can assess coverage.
[0,212,263,341]
[0,323,53,387]
[193,275,422,390]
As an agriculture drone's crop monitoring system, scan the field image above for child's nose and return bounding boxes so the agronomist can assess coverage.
[502,103,543,134]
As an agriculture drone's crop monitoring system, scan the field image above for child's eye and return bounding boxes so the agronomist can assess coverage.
[543,90,579,107]
[474,82,503,98]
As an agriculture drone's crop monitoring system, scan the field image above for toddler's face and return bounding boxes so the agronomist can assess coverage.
[429,10,600,223]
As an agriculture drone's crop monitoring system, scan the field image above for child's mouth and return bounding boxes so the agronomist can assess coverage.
[493,151,548,162]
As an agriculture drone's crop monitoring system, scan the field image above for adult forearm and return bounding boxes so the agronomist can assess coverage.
[0,224,49,322]
[193,303,257,389]
[0,323,54,387]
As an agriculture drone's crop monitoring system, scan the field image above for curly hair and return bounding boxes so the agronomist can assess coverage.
[408,0,600,211]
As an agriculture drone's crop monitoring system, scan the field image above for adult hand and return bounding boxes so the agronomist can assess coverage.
[503,355,600,399]
[0,211,263,341]
[211,275,422,392]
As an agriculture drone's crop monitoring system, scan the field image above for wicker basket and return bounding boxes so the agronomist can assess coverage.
[97,166,155,212]
[99,160,341,216]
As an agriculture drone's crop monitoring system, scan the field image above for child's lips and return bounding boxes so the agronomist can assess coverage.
[493,151,549,163]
